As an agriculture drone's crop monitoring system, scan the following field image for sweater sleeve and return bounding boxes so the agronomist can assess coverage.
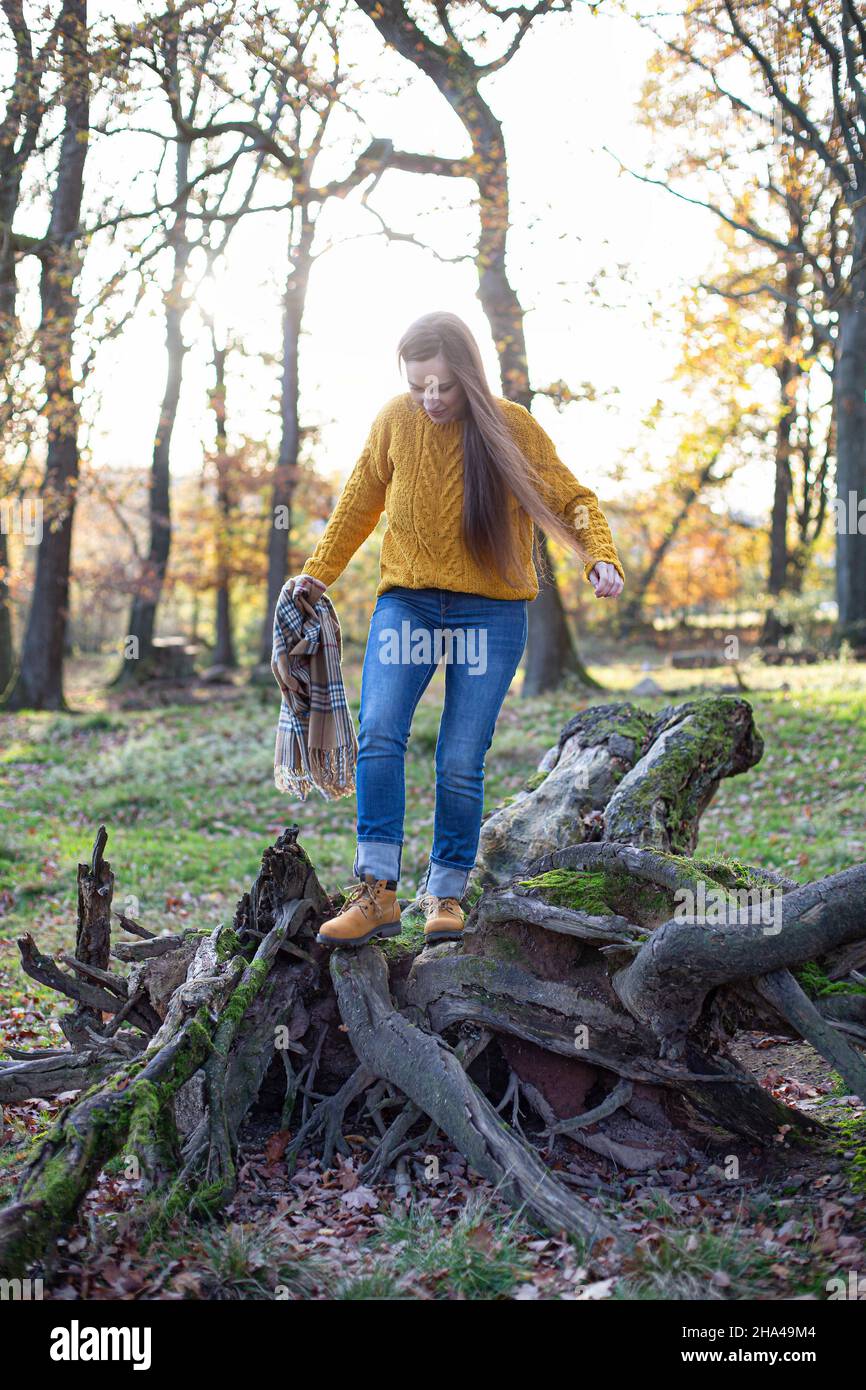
[299,403,393,587]
[518,407,625,586]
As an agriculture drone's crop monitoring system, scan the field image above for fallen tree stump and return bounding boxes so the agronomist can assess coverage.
[2,695,865,1277]
[474,696,763,883]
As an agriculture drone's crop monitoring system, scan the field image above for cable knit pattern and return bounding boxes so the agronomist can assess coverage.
[301,392,625,601]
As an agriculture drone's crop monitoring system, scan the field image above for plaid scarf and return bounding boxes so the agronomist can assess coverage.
[271,578,358,801]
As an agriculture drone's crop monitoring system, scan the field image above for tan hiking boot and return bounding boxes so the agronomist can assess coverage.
[422,893,465,944]
[316,873,403,948]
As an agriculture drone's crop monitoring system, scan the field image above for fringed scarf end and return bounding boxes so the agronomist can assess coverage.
[309,743,357,800]
[274,764,312,800]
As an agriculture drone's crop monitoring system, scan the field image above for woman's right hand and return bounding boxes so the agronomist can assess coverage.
[291,573,328,603]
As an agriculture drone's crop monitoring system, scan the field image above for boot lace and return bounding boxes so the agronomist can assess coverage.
[337,879,378,909]
[424,893,462,915]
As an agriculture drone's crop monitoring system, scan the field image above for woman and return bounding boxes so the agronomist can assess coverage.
[292,311,624,949]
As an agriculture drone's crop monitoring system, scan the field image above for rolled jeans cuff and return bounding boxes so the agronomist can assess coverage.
[423,857,472,899]
[354,839,402,883]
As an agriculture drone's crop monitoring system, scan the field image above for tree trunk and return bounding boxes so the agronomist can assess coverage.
[118,133,192,683]
[768,277,798,594]
[476,695,763,885]
[762,261,801,647]
[259,215,315,665]
[4,0,89,712]
[0,0,40,696]
[834,200,866,644]
[0,530,12,696]
[210,343,236,669]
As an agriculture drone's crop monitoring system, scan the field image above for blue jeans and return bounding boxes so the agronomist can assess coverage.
[352,585,529,898]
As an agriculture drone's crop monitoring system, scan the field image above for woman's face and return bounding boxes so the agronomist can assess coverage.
[405,353,468,423]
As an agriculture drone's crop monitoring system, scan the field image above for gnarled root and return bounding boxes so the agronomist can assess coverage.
[329,945,623,1252]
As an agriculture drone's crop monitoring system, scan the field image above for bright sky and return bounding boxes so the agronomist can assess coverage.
[17,2,766,515]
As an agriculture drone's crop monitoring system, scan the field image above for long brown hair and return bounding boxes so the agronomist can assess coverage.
[396,311,584,592]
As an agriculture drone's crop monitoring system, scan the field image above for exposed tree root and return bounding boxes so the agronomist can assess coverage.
[3,697,866,1276]
[613,863,866,1057]
[0,839,303,1275]
[753,969,866,1099]
[330,945,622,1251]
[285,1066,376,1173]
[0,1039,146,1103]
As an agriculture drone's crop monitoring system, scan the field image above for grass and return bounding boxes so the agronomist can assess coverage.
[613,1219,816,1301]
[370,1192,533,1298]
[616,1225,760,1300]
[331,1270,409,1300]
[144,1217,323,1299]
[612,1191,839,1301]
[819,1095,866,1194]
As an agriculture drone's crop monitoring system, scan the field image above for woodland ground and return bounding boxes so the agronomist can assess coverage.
[1,649,865,1300]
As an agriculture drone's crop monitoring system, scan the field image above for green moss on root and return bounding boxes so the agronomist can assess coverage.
[517,868,614,915]
[523,768,551,793]
[380,915,426,961]
[215,926,242,963]
[796,961,866,998]
[690,856,766,892]
[517,865,674,925]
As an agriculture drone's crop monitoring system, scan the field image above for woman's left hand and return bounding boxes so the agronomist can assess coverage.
[589,562,624,599]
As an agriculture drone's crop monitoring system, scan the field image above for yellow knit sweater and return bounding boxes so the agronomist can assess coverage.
[301,393,625,602]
